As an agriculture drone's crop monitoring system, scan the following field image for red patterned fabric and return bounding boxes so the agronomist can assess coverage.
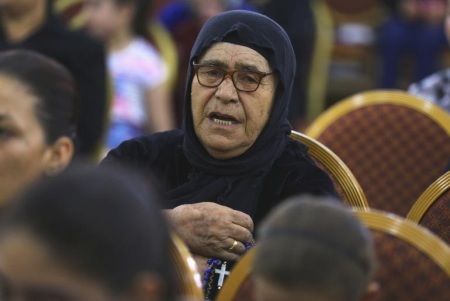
[310,159,350,205]
[372,231,450,301]
[420,189,450,245]
[316,104,450,216]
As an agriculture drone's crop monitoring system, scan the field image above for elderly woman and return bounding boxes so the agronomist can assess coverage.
[0,50,75,209]
[102,10,337,298]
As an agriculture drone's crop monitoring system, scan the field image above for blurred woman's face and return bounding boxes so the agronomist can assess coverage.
[83,0,131,41]
[0,230,118,301]
[0,75,56,207]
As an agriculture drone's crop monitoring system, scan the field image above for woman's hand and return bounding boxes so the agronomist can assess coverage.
[165,202,254,261]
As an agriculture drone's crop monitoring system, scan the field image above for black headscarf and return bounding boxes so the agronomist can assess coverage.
[166,10,296,216]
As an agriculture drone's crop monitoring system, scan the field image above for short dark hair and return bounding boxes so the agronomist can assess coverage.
[0,165,172,297]
[254,196,376,301]
[0,50,77,144]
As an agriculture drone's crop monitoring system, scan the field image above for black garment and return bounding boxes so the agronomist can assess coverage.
[0,14,107,158]
[260,0,316,122]
[102,130,337,226]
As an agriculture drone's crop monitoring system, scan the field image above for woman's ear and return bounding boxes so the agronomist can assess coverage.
[43,136,74,176]
[361,281,380,301]
[130,273,166,301]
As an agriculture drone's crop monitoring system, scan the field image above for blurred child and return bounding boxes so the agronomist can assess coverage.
[84,0,175,150]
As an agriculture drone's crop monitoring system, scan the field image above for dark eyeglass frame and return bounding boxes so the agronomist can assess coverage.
[192,63,276,92]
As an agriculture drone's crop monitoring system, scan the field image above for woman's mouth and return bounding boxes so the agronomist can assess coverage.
[208,113,239,126]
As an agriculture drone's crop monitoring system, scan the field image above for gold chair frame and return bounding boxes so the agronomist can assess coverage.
[305,90,450,138]
[406,171,450,223]
[353,209,450,277]
[170,234,204,300]
[290,130,368,208]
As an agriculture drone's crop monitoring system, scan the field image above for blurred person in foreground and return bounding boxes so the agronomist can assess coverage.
[0,166,174,301]
[0,0,108,159]
[254,195,379,301]
[0,50,75,211]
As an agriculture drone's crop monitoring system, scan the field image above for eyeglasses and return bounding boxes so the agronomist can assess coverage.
[192,63,275,92]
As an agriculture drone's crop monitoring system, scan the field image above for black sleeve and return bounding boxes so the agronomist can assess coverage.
[100,138,147,169]
[254,150,339,227]
[279,163,339,201]
[100,130,184,171]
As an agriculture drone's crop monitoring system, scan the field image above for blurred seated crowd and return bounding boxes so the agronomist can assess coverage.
[0,1,449,301]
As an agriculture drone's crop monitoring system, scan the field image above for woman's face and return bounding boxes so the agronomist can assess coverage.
[191,42,277,159]
[0,230,119,301]
[0,74,54,207]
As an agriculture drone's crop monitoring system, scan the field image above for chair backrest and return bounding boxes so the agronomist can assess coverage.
[354,209,450,301]
[406,171,450,245]
[216,248,255,301]
[290,131,368,208]
[305,90,450,216]
[170,234,204,301]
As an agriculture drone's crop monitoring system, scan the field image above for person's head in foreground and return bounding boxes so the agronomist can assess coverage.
[0,166,173,301]
[0,50,76,209]
[254,196,379,301]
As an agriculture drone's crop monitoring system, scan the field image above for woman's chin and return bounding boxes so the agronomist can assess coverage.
[201,135,250,160]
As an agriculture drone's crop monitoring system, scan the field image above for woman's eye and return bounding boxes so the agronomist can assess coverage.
[240,73,259,83]
[202,68,222,77]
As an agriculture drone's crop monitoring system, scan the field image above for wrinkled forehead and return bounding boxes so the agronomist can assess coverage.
[198,42,272,71]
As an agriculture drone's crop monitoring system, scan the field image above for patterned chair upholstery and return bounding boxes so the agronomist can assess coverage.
[290,131,368,208]
[306,90,450,216]
[170,234,204,301]
[354,209,450,301]
[407,171,450,245]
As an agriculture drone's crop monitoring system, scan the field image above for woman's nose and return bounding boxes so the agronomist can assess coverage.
[215,76,238,103]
